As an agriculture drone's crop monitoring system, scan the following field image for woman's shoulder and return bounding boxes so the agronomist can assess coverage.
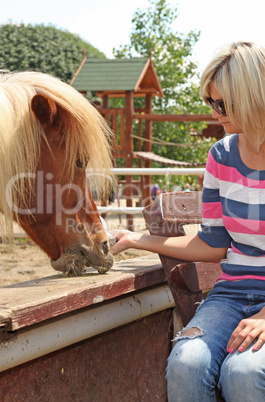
[209,134,238,164]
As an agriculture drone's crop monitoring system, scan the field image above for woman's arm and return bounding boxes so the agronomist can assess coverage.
[110,231,227,263]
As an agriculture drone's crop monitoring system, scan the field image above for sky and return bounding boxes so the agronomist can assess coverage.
[1,0,265,73]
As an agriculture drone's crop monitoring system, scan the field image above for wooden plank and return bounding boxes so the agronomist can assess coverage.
[111,109,117,134]
[143,94,152,207]
[101,108,125,114]
[0,255,165,332]
[143,191,202,232]
[143,192,222,326]
[133,113,215,122]
[119,109,125,151]
[125,90,134,230]
[0,310,171,401]
[137,118,142,152]
[176,261,222,292]
[134,151,199,167]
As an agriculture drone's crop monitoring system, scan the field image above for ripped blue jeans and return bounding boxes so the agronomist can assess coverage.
[166,293,265,401]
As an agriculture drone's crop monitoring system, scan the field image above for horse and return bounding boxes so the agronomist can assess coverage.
[0,71,114,275]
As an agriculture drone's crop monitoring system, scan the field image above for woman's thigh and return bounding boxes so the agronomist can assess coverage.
[219,343,265,401]
[166,295,245,401]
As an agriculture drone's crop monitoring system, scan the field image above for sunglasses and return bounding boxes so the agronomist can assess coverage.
[207,97,227,116]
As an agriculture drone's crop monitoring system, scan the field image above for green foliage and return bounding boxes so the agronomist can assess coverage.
[114,0,202,110]
[113,0,216,187]
[0,23,105,82]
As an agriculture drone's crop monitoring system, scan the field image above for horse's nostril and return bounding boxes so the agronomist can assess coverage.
[80,244,90,257]
[102,240,109,255]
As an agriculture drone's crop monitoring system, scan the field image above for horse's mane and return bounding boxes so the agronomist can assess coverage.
[0,71,113,238]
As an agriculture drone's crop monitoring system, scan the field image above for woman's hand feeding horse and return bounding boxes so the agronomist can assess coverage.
[0,71,114,275]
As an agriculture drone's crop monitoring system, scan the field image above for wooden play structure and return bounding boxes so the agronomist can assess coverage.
[71,56,221,228]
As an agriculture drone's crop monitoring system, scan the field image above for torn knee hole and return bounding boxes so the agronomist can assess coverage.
[180,327,202,337]
[173,326,203,342]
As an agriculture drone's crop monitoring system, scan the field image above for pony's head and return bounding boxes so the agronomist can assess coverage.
[0,71,114,275]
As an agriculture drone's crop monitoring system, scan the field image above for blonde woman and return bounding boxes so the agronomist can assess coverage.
[111,42,265,401]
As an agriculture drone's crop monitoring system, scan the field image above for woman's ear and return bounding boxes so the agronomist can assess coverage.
[31,94,58,126]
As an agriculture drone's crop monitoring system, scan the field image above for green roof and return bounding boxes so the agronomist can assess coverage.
[71,58,149,92]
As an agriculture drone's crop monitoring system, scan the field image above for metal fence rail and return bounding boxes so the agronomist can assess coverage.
[93,167,205,215]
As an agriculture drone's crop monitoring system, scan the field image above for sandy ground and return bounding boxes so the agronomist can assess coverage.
[0,213,152,287]
[0,203,199,287]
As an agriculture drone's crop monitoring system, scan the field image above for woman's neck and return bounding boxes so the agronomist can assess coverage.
[238,134,265,171]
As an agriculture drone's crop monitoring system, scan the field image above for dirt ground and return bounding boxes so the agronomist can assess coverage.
[0,214,152,287]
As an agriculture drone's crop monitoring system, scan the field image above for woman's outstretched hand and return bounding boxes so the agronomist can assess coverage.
[227,307,265,353]
[109,230,142,255]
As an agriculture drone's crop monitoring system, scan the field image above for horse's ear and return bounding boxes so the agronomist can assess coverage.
[31,94,58,126]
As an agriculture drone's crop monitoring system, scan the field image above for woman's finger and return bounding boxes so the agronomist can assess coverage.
[253,333,265,351]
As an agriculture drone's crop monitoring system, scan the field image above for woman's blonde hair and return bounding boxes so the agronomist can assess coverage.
[201,41,265,152]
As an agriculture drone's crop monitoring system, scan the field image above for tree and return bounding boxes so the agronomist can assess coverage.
[114,0,200,110]
[0,23,105,82]
[114,0,215,189]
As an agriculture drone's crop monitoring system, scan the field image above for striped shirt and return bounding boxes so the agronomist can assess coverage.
[198,133,265,295]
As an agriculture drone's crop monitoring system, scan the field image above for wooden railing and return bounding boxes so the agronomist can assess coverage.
[101,108,126,155]
[101,108,216,158]
[99,108,216,229]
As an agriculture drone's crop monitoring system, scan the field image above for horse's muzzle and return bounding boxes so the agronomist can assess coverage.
[51,243,114,276]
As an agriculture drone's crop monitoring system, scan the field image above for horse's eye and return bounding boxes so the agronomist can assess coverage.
[76,159,83,169]
[76,158,89,169]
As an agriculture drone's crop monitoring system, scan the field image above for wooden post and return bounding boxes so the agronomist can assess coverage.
[102,94,109,124]
[119,109,125,152]
[101,94,110,219]
[102,94,109,109]
[125,91,134,230]
[143,94,152,207]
